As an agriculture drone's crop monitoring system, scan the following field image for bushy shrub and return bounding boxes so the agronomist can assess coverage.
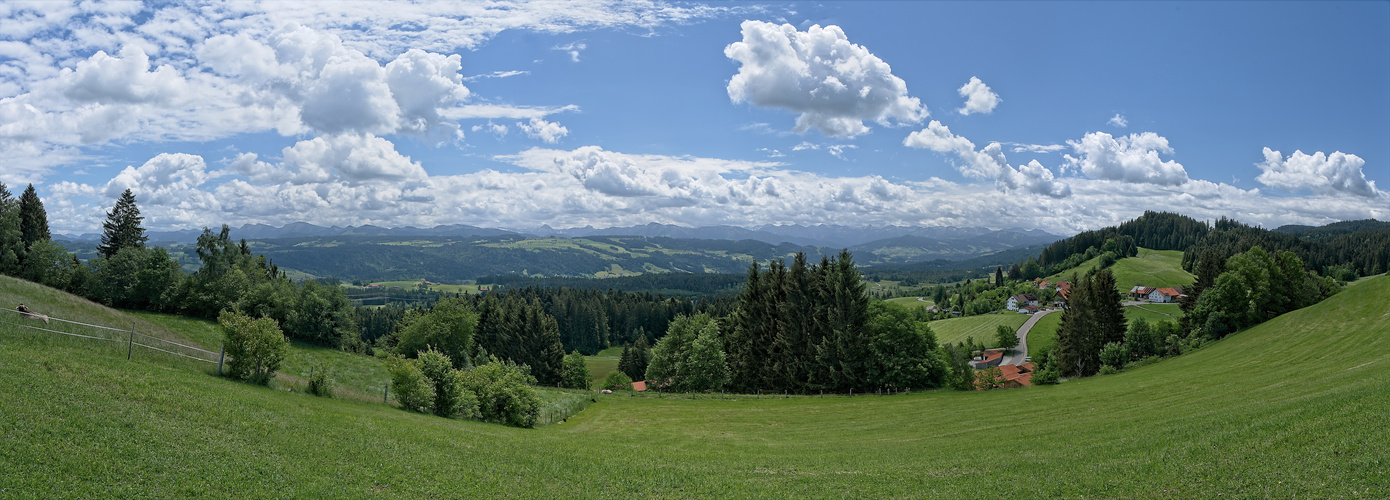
[560,351,590,389]
[464,357,541,428]
[602,370,633,391]
[1098,365,1121,375]
[387,355,433,413]
[307,366,333,398]
[1031,347,1060,385]
[1099,341,1129,370]
[419,348,479,419]
[220,310,289,386]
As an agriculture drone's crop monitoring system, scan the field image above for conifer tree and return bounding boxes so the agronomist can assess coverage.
[98,188,148,259]
[0,183,25,275]
[17,184,49,250]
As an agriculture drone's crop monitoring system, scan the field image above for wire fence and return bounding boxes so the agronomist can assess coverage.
[0,306,223,368]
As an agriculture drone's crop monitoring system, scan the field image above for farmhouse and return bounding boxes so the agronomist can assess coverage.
[1128,286,1155,300]
[1000,363,1035,388]
[970,349,1006,370]
[1006,293,1039,311]
[1148,287,1185,303]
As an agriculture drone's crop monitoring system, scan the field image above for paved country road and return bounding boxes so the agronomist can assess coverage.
[1001,309,1057,366]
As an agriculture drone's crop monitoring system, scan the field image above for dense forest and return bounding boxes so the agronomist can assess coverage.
[1182,217,1390,279]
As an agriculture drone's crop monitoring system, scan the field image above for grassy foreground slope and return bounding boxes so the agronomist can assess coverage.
[2,275,1389,497]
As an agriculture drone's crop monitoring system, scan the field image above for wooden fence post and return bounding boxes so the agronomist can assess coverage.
[383,384,389,403]
[126,322,135,360]
[218,346,225,376]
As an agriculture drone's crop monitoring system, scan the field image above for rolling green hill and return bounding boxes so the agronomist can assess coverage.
[2,274,1388,496]
[1046,248,1195,292]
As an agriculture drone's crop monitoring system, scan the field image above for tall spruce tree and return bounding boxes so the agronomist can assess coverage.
[1055,269,1126,378]
[18,184,49,250]
[98,189,148,259]
[0,182,25,275]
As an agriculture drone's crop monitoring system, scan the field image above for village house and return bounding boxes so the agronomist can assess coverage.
[973,362,1035,389]
[970,349,1006,370]
[1148,287,1185,303]
[1128,286,1155,301]
[1007,293,1039,311]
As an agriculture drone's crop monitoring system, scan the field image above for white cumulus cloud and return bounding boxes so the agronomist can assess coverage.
[905,120,1070,198]
[956,76,1000,115]
[725,20,925,138]
[518,118,569,144]
[1256,147,1380,197]
[1064,131,1189,186]
[1108,114,1128,128]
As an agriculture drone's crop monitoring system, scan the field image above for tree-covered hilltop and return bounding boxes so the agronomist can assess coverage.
[1183,217,1390,279]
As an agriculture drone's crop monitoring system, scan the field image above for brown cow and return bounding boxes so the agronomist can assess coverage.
[17,303,49,324]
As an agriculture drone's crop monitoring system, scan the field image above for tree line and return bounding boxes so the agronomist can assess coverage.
[1182,217,1390,280]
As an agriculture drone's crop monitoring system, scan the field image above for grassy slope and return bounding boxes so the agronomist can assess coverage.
[585,346,624,386]
[928,313,1029,347]
[1027,305,1184,356]
[883,296,933,309]
[1046,248,1195,293]
[3,274,1390,496]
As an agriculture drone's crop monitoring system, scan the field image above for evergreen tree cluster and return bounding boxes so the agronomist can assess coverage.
[722,251,947,394]
[617,335,651,381]
[1182,217,1390,279]
[474,295,567,386]
[1054,268,1127,378]
[489,286,717,355]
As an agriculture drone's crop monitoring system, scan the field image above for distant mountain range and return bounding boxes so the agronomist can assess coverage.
[534,222,1055,249]
[57,222,1060,260]
[53,222,1064,279]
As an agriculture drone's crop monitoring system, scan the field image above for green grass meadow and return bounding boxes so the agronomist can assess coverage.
[883,296,933,310]
[1026,311,1062,355]
[1047,248,1195,293]
[928,312,1029,347]
[3,273,1389,497]
[585,346,624,386]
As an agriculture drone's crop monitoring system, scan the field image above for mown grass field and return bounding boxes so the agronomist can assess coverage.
[928,312,1029,347]
[883,296,933,310]
[1046,248,1195,292]
[585,346,624,386]
[3,274,1389,497]
[1026,310,1062,355]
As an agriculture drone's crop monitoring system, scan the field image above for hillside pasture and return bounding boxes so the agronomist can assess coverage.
[929,312,1029,347]
[883,296,933,310]
[1045,248,1194,293]
[2,274,1388,496]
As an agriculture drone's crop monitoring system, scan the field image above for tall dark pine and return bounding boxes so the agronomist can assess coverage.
[98,189,148,259]
[17,184,49,249]
[0,182,24,275]
[1055,269,1126,378]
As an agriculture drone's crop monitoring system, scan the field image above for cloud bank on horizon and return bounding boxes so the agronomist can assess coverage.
[1,0,1385,237]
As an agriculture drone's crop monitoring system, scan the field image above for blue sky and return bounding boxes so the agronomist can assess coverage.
[1,1,1386,235]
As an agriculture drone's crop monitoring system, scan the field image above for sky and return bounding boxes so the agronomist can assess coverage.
[1,0,1387,236]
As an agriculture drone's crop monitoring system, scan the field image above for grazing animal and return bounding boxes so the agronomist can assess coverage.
[17,303,49,324]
